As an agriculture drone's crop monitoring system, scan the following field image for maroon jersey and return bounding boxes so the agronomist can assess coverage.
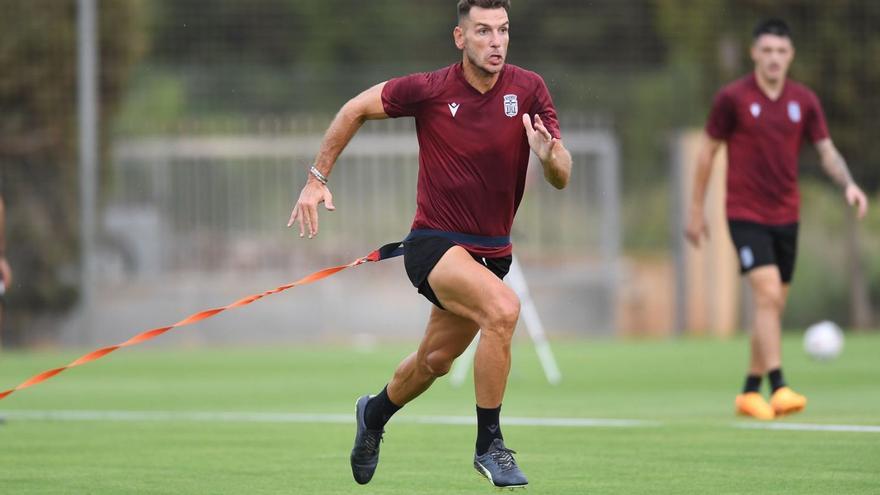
[706,73,829,224]
[381,62,561,257]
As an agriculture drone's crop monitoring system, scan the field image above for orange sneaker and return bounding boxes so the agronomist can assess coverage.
[770,387,807,417]
[735,392,775,420]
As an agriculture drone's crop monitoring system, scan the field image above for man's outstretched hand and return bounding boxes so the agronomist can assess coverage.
[522,113,558,162]
[288,180,336,239]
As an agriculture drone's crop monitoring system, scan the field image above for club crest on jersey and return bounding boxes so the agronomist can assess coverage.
[750,103,761,118]
[503,94,518,117]
[788,101,801,123]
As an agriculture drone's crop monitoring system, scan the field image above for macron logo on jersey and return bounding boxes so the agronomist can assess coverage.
[448,102,460,117]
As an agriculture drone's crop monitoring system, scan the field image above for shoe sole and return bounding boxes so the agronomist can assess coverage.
[773,404,806,417]
[736,408,774,420]
[474,461,528,490]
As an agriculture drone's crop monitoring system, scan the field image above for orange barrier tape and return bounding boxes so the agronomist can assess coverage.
[0,247,393,401]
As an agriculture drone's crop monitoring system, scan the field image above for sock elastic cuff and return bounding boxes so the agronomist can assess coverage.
[743,374,762,394]
[364,385,402,430]
[767,368,786,392]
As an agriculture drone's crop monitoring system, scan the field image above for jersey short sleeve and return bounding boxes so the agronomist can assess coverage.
[705,89,736,140]
[530,76,561,140]
[381,72,437,118]
[803,90,830,143]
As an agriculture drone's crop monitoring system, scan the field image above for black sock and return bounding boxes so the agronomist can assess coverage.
[742,374,762,394]
[475,405,503,456]
[364,385,402,430]
[767,368,786,393]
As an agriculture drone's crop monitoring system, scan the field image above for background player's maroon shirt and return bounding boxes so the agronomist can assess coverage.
[706,73,829,224]
[382,62,561,257]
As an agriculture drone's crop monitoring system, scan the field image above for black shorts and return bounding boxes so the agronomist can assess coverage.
[403,235,512,309]
[727,220,799,283]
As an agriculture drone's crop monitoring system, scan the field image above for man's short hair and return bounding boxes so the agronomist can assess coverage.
[752,18,792,41]
[457,0,511,20]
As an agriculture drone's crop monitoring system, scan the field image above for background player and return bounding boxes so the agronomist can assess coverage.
[287,0,572,488]
[686,18,869,420]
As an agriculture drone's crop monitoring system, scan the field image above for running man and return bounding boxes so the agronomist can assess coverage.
[686,18,868,420]
[288,0,571,487]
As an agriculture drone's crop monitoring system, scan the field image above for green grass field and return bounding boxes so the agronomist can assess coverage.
[1,333,878,494]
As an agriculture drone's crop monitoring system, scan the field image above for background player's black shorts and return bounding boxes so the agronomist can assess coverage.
[727,220,799,283]
[403,235,512,309]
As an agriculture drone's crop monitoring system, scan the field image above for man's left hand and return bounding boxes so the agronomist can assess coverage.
[845,183,869,219]
[522,113,558,163]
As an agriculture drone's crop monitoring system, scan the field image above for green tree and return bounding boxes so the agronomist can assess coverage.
[655,0,880,191]
[655,0,880,327]
[0,0,146,344]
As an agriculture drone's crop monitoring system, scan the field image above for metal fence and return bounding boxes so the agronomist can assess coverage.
[108,118,618,264]
[71,118,620,345]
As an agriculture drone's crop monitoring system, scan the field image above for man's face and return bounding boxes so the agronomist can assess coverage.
[751,34,794,84]
[454,7,510,75]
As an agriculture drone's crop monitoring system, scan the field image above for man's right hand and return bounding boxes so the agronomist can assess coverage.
[287,179,336,239]
[685,209,709,248]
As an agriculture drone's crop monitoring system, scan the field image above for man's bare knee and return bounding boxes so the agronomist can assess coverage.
[753,284,784,312]
[422,350,454,377]
[483,294,520,338]
[750,269,786,312]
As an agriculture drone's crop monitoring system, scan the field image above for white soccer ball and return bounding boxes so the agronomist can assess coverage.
[803,320,844,361]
